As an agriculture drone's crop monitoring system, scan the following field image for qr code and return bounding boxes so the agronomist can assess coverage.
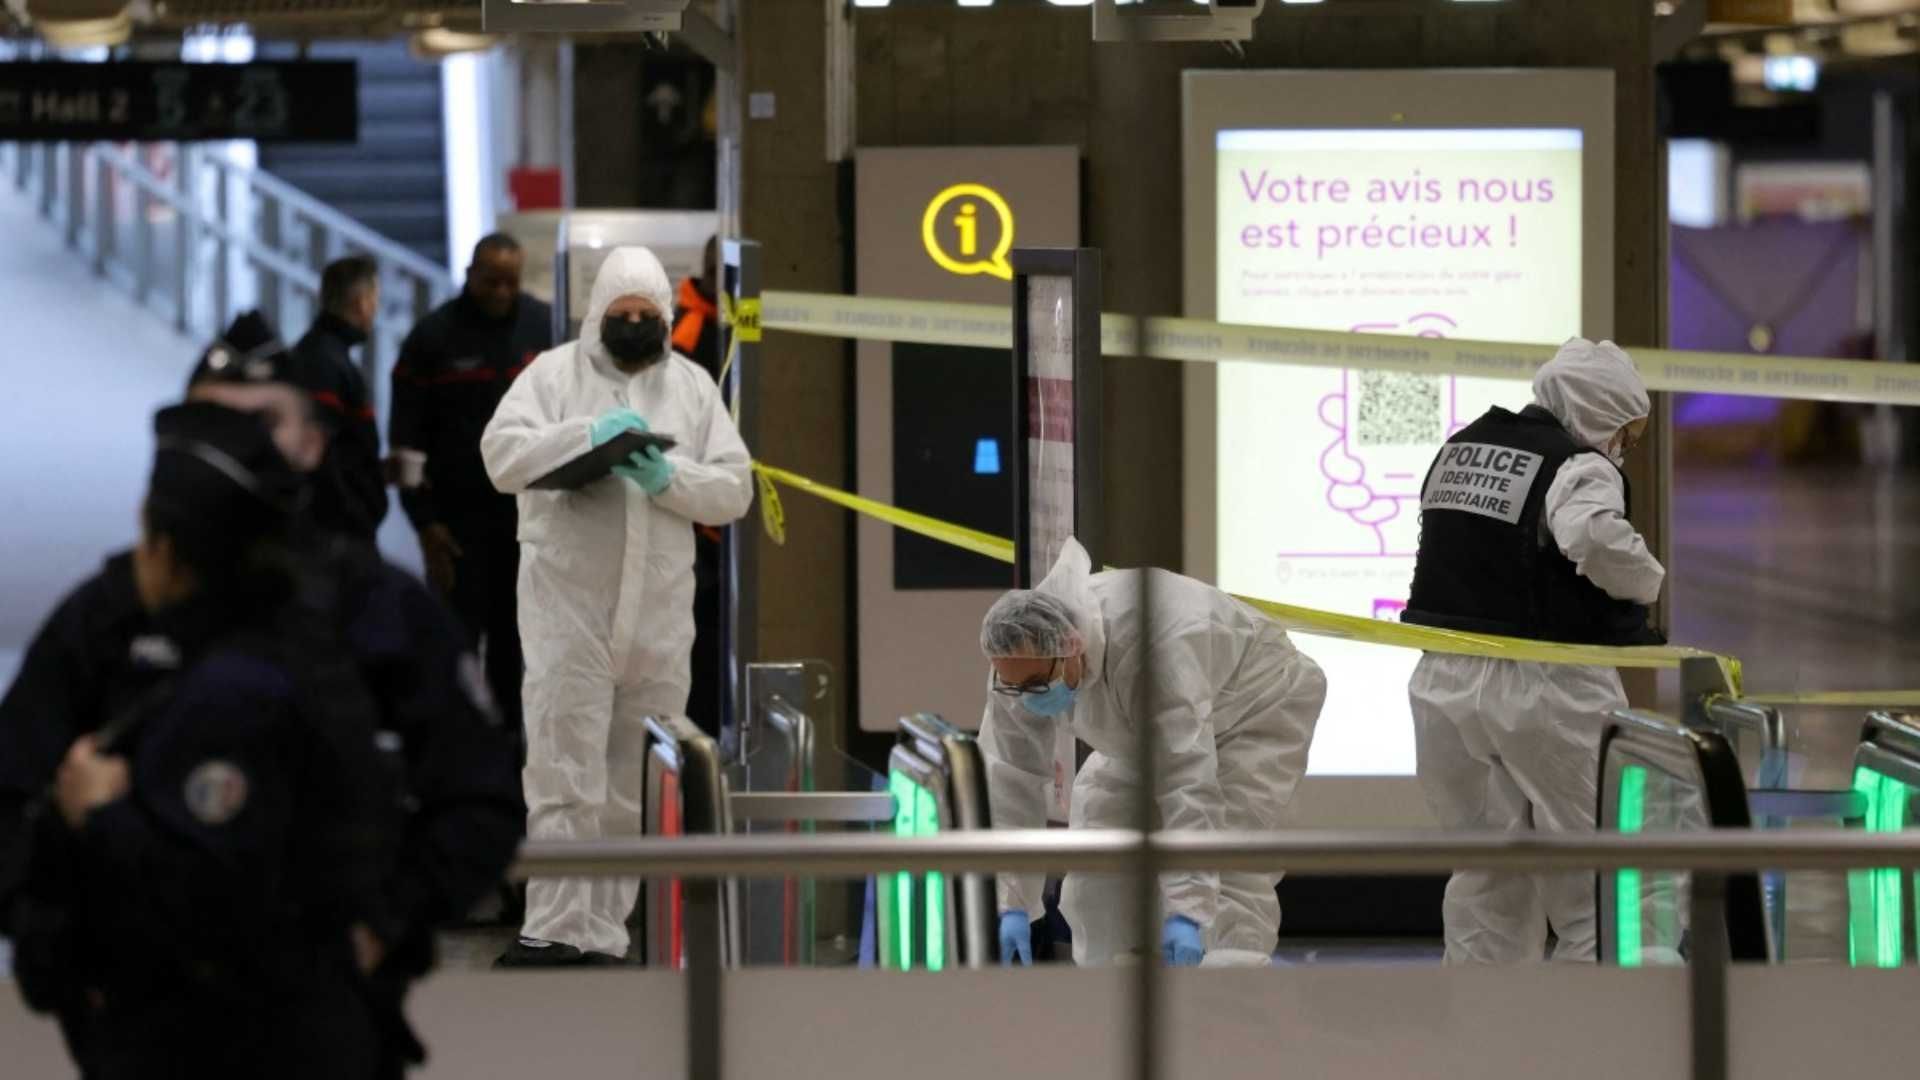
[1355,372,1441,447]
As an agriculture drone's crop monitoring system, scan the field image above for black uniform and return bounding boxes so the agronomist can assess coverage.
[389,293,554,732]
[673,279,726,736]
[8,587,395,1078]
[0,547,522,1075]
[291,312,390,543]
[1402,404,1662,646]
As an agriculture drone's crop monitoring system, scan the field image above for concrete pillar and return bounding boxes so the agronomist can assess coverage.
[724,0,853,727]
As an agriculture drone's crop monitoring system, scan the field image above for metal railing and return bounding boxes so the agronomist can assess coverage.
[507,828,1920,1080]
[0,140,455,400]
[511,827,1920,881]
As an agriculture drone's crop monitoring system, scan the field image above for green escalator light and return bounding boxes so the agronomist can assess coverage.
[1847,767,1912,968]
[918,784,946,973]
[887,770,924,971]
[1615,765,1648,968]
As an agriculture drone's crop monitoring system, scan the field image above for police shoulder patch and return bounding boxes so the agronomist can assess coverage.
[183,760,250,826]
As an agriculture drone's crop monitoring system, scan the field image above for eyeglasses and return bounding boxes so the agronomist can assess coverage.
[991,657,1064,697]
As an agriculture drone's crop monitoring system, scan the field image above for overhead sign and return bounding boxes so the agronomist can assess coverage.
[0,62,357,143]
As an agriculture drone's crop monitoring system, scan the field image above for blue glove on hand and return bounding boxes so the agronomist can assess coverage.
[1162,916,1204,967]
[589,407,648,447]
[998,911,1033,967]
[613,445,675,496]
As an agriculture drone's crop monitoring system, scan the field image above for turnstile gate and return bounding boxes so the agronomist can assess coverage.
[1599,709,1771,966]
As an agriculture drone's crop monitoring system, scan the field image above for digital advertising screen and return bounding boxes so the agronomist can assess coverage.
[1215,128,1584,776]
[1183,70,1615,810]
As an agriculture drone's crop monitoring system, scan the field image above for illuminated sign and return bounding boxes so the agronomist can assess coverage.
[1210,127,1585,777]
[922,182,1016,281]
[878,768,947,972]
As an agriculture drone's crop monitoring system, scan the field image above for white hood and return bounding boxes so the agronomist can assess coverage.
[1532,337,1650,451]
[1034,537,1107,686]
[580,246,676,370]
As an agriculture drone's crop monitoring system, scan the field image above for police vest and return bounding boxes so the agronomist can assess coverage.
[1403,405,1660,647]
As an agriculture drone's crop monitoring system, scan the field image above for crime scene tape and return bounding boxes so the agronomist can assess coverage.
[747,462,1742,684]
[1744,691,1920,709]
[717,293,763,425]
[757,290,1920,408]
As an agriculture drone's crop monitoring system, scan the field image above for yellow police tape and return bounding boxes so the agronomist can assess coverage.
[757,290,1920,407]
[747,463,1742,684]
[1743,691,1920,709]
[718,294,764,425]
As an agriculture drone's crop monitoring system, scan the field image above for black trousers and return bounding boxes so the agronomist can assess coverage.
[685,535,724,739]
[445,519,524,735]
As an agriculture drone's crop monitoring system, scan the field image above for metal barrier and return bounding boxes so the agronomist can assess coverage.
[1674,658,1874,959]
[1847,712,1920,967]
[1698,695,1864,958]
[640,716,732,973]
[1599,709,1770,972]
[883,714,994,972]
[0,140,454,396]
[731,661,879,967]
[508,828,1920,1080]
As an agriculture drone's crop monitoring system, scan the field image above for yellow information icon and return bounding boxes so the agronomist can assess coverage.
[921,182,1015,281]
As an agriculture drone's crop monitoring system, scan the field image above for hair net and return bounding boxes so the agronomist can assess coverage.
[980,538,1099,658]
[980,588,1084,659]
[581,246,676,365]
[1532,338,1650,451]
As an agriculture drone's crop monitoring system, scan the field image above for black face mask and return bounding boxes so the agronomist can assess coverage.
[601,314,667,369]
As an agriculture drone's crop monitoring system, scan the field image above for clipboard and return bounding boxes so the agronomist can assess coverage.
[529,430,678,491]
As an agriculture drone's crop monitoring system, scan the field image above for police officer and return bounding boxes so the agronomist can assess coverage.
[1402,338,1665,965]
[290,255,389,543]
[9,401,393,1077]
[671,236,725,735]
[389,234,554,736]
[0,314,524,1075]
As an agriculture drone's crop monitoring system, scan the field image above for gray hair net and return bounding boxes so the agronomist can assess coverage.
[1532,337,1650,451]
[980,588,1086,659]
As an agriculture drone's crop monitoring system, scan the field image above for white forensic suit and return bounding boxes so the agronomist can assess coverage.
[1408,338,1666,965]
[481,247,753,957]
[981,540,1327,967]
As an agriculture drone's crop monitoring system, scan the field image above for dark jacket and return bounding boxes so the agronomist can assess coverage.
[10,588,394,1078]
[291,312,390,542]
[0,550,521,953]
[389,294,554,535]
[0,546,521,1079]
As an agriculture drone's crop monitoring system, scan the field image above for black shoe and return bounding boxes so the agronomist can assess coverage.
[493,938,624,968]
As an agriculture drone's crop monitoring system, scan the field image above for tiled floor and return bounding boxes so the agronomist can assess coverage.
[1670,464,1920,701]
[1668,463,1920,782]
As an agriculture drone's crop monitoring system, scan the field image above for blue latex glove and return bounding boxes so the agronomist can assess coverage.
[614,445,675,496]
[1162,916,1204,967]
[998,911,1033,967]
[589,407,648,447]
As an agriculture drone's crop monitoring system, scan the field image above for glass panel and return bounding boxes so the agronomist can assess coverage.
[732,747,888,969]
[1025,274,1076,583]
[1606,751,1707,967]
[1847,766,1912,968]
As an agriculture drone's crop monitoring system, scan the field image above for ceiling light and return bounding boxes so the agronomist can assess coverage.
[1761,54,1818,92]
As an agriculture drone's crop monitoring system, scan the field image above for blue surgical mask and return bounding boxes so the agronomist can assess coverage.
[1022,678,1078,718]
